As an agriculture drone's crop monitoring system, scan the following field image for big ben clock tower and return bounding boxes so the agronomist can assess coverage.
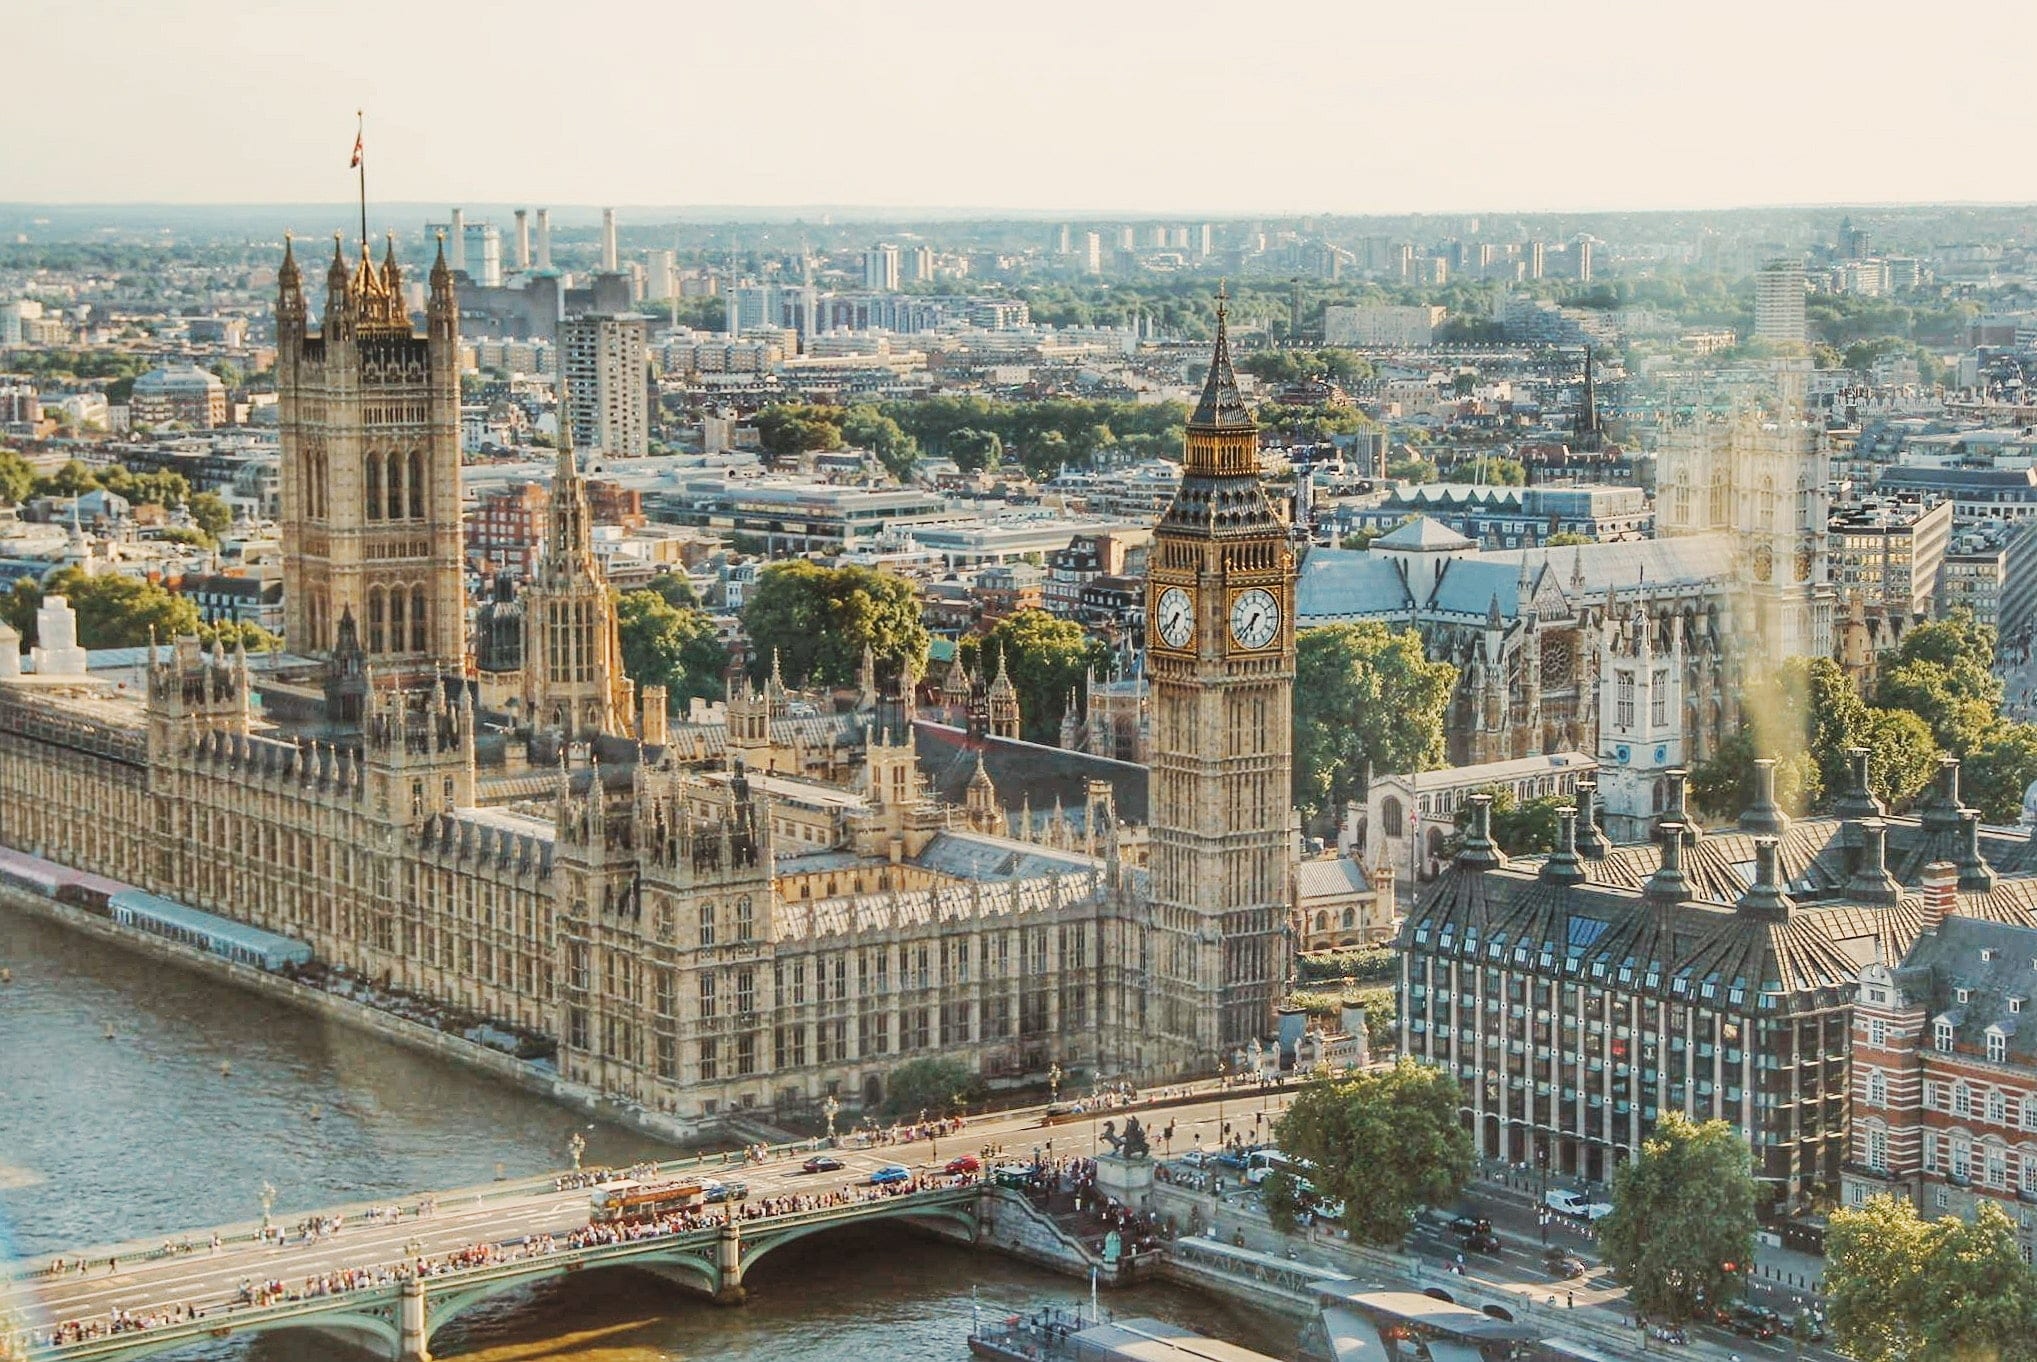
[1145,291,1295,1067]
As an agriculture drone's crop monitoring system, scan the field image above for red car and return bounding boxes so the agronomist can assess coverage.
[943,1155,981,1175]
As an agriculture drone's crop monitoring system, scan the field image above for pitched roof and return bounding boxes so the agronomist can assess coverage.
[1373,516,1475,551]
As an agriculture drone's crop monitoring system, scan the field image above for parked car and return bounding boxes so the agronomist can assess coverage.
[1464,1228,1503,1255]
[1448,1214,1485,1235]
[943,1155,981,1175]
[1544,1189,1614,1221]
[801,1154,844,1174]
[869,1164,911,1186]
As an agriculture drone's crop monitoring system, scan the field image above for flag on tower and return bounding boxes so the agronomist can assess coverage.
[349,129,363,168]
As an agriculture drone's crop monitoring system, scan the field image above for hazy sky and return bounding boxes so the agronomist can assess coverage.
[10,0,2036,213]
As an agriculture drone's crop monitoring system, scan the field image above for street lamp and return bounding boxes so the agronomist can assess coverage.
[1048,1062,1064,1105]
[568,1131,586,1172]
[1216,1059,1228,1153]
[823,1094,840,1145]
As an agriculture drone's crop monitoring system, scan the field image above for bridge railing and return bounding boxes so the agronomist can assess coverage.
[22,1184,986,1360]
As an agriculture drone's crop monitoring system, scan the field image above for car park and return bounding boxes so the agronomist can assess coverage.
[801,1155,844,1174]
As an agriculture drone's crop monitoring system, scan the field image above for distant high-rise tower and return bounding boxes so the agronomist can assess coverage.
[864,244,900,292]
[462,221,501,287]
[1144,291,1295,1062]
[1082,231,1103,277]
[1754,259,1808,344]
[276,233,466,671]
[522,414,632,739]
[560,314,649,456]
[904,244,935,284]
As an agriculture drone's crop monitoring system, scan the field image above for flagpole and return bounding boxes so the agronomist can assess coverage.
[355,110,368,252]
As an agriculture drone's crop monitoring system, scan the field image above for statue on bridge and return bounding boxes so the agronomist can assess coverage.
[1099,1115,1149,1161]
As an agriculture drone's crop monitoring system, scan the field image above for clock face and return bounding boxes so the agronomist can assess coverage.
[1229,588,1281,650]
[1156,586,1194,649]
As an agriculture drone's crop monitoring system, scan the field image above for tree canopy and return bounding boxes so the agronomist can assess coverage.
[616,588,729,712]
[1,567,222,650]
[840,405,919,481]
[877,1056,982,1120]
[753,403,844,459]
[739,561,929,689]
[1825,1196,2037,1362]
[1597,1113,1757,1325]
[1690,656,1938,818]
[1292,621,1456,825]
[959,609,1110,745]
[1451,785,1567,855]
[875,396,1188,479]
[1273,1059,1473,1246]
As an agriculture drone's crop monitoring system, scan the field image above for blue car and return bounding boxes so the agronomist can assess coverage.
[869,1164,911,1186]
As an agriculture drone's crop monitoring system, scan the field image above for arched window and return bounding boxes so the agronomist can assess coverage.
[410,587,427,653]
[366,587,385,653]
[364,454,381,521]
[409,449,426,519]
[1381,795,1404,835]
[386,452,404,520]
[387,588,406,653]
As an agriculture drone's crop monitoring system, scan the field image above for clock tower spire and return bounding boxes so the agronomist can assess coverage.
[1144,290,1295,1068]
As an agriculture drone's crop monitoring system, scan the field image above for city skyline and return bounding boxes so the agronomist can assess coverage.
[10,0,2037,213]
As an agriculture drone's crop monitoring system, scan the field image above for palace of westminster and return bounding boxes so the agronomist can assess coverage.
[0,237,1294,1120]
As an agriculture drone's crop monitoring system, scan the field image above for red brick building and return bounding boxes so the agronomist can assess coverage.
[468,480,548,576]
[1847,861,2037,1263]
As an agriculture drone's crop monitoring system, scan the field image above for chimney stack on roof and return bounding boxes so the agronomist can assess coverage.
[1736,836,1794,920]
[1919,860,1958,934]
[1739,758,1791,836]
[1455,793,1505,872]
[1573,779,1607,859]
[1831,746,1885,821]
[1845,819,1902,904]
[1541,805,1588,887]
[1644,821,1691,906]
[1957,809,1998,894]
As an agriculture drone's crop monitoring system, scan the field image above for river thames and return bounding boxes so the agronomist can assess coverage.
[0,903,1299,1361]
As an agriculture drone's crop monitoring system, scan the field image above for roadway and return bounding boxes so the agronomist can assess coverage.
[12,1084,1266,1341]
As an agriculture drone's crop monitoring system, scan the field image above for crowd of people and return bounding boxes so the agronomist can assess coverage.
[30,1168,981,1351]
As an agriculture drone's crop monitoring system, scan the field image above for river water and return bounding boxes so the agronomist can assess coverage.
[0,904,1300,1361]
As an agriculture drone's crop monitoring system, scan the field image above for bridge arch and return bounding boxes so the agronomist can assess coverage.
[739,1200,980,1278]
[423,1251,720,1351]
[49,1310,404,1362]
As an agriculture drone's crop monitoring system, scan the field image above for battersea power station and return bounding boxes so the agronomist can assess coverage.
[0,238,1300,1123]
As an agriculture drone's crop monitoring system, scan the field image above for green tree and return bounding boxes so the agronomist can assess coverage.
[1261,1168,1304,1233]
[186,491,233,540]
[1544,531,1590,547]
[878,1056,981,1120]
[1385,454,1436,484]
[199,618,281,652]
[1292,622,1456,825]
[740,561,929,688]
[1452,786,1567,855]
[1273,1059,1473,1246]
[1858,707,1941,810]
[840,405,920,481]
[753,403,843,459]
[0,450,35,505]
[641,570,699,609]
[959,609,1109,745]
[1963,722,2037,825]
[1689,730,1819,820]
[1598,1113,1757,1326]
[1826,1196,2037,1362]
[36,460,100,497]
[8,567,201,648]
[948,427,1002,475]
[1874,611,2003,755]
[617,589,729,711]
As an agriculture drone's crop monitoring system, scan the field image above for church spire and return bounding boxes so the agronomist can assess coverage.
[1190,284,1254,431]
